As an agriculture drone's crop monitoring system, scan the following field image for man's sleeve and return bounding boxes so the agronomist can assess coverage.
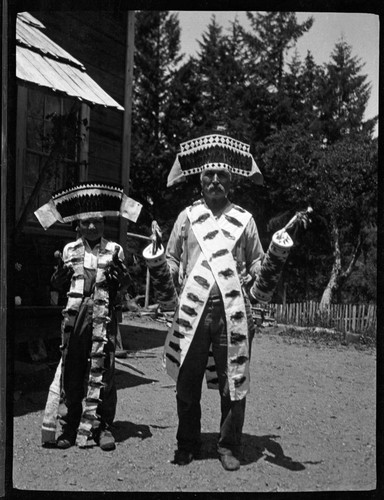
[244,217,265,278]
[166,210,186,284]
[62,244,69,263]
[117,244,125,262]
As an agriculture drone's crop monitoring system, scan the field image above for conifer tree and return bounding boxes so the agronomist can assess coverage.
[131,10,183,224]
[317,38,375,143]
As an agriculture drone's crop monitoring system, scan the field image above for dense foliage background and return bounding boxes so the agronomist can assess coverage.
[127,11,377,306]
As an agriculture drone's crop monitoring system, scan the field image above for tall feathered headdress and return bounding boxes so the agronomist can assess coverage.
[167,133,263,187]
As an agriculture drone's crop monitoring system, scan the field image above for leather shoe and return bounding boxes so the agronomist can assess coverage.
[174,449,194,466]
[57,432,76,449]
[219,454,240,471]
[99,429,116,451]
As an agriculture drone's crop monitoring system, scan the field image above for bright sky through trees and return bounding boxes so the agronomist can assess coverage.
[174,11,379,132]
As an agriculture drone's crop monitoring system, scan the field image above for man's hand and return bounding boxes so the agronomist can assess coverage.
[51,250,74,291]
[104,246,131,292]
[240,273,252,287]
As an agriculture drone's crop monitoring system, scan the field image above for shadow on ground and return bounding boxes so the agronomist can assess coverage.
[13,366,158,417]
[194,432,305,471]
[113,420,153,443]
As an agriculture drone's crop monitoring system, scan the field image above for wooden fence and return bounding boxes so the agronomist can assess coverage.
[254,301,377,333]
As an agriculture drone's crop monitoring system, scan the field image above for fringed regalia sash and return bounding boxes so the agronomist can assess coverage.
[163,200,252,401]
[41,238,116,447]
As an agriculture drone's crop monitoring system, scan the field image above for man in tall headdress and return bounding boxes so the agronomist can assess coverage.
[164,132,264,470]
[34,182,141,451]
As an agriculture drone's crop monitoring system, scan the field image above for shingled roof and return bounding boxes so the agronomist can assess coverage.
[16,12,124,111]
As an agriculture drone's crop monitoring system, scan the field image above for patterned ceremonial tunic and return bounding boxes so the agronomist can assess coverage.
[165,199,264,401]
[41,237,124,447]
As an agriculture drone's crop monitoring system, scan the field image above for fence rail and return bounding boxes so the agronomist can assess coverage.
[254,301,377,333]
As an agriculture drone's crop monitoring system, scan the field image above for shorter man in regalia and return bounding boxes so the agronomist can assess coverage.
[35,182,141,450]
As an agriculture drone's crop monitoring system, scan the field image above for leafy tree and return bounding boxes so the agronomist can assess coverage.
[316,137,377,307]
[263,123,377,305]
[341,225,377,302]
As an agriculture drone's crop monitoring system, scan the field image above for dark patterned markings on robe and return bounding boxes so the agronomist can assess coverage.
[225,289,241,298]
[181,304,198,316]
[230,332,247,344]
[233,205,246,213]
[192,213,211,225]
[94,298,108,305]
[90,352,106,358]
[201,260,211,270]
[77,428,93,437]
[218,268,234,279]
[206,364,217,372]
[65,308,79,316]
[194,275,210,289]
[97,280,109,290]
[173,331,185,339]
[78,412,98,422]
[224,214,243,227]
[222,229,235,240]
[193,199,204,206]
[90,368,105,375]
[169,341,181,352]
[72,242,83,250]
[231,311,245,321]
[72,274,84,281]
[208,377,219,385]
[91,336,108,343]
[85,397,102,404]
[176,317,193,329]
[70,257,84,264]
[203,230,219,240]
[166,353,180,366]
[234,376,247,388]
[82,413,99,421]
[67,291,83,298]
[230,355,248,365]
[211,248,229,259]
[93,316,110,324]
[89,381,105,388]
[187,292,204,304]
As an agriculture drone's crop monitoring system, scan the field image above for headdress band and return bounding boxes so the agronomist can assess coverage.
[34,182,142,230]
[167,134,263,187]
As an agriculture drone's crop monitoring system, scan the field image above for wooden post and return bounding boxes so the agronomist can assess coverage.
[79,103,90,182]
[145,268,151,308]
[124,231,153,308]
[282,282,287,321]
[119,10,135,249]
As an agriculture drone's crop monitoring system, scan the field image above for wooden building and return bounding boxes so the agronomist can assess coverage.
[13,10,134,346]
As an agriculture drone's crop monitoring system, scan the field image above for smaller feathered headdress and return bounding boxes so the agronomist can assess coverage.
[34,182,142,230]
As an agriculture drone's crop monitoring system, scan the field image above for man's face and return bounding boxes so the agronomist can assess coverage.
[78,217,105,241]
[201,167,232,201]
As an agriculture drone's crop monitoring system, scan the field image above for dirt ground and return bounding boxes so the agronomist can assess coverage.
[12,325,376,494]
